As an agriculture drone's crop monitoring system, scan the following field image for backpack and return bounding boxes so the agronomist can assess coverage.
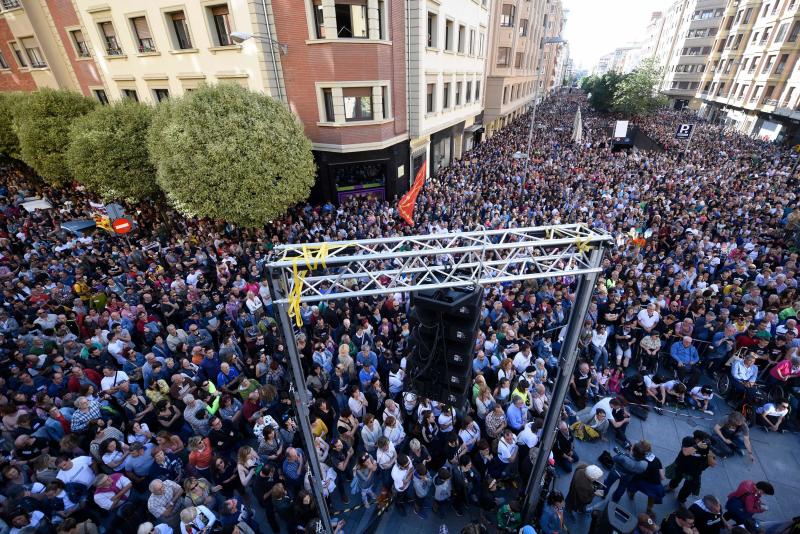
[598,450,614,470]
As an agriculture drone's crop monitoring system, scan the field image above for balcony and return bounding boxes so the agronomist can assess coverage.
[764,98,779,106]
[106,47,124,56]
[138,39,156,53]
[2,0,21,9]
[29,60,46,68]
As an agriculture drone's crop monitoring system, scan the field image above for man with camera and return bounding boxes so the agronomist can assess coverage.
[666,430,716,505]
[603,441,648,503]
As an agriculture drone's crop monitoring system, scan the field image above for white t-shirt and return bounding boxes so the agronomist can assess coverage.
[637,309,660,329]
[94,474,131,510]
[690,386,713,401]
[592,397,614,420]
[643,375,658,389]
[662,380,679,392]
[513,351,532,374]
[57,455,95,487]
[757,403,789,417]
[391,463,412,491]
[101,370,129,391]
[517,423,539,448]
[497,437,518,463]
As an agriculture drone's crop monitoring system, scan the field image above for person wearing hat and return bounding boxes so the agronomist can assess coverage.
[565,463,604,534]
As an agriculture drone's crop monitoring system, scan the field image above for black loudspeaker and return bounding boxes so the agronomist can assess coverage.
[406,283,483,407]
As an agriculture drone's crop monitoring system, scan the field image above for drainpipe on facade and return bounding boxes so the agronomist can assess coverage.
[260,0,285,104]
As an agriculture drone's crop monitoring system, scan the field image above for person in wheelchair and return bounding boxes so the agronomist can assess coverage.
[755,398,790,433]
[670,336,700,384]
[767,354,800,387]
[730,354,760,403]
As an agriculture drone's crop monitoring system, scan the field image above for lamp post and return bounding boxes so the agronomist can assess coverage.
[515,37,566,188]
[229,30,288,104]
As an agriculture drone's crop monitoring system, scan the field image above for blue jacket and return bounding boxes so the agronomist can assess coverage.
[670,341,699,366]
[540,503,567,534]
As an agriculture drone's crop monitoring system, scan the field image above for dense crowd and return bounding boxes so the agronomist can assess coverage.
[0,91,798,534]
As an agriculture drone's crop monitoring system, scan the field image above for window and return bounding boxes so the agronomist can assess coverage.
[751,31,760,43]
[312,0,325,39]
[154,88,170,101]
[751,84,763,102]
[99,21,122,55]
[426,83,435,113]
[749,56,759,72]
[762,3,770,17]
[788,21,800,42]
[743,7,753,23]
[762,26,772,43]
[764,86,775,101]
[445,19,454,50]
[519,18,528,37]
[0,52,7,69]
[343,87,372,121]
[70,30,90,57]
[455,81,462,105]
[475,80,480,101]
[122,89,138,101]
[457,25,465,53]
[9,42,26,67]
[514,51,523,68]
[21,38,46,68]
[763,55,775,73]
[378,0,386,39]
[775,22,789,42]
[94,89,109,105]
[497,46,510,66]
[335,2,368,38]
[478,32,484,57]
[738,84,748,98]
[784,86,795,106]
[167,11,193,49]
[443,82,450,108]
[502,86,508,103]
[776,53,789,74]
[427,12,437,47]
[208,4,233,46]
[500,4,515,27]
[323,88,334,122]
[466,80,472,103]
[131,17,155,53]
[469,29,475,55]
[381,85,389,118]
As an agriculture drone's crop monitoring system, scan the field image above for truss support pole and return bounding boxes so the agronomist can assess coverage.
[275,300,334,534]
[521,246,603,524]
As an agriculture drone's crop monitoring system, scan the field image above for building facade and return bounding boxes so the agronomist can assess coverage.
[0,0,102,95]
[697,0,800,141]
[484,0,548,136]
[407,0,489,178]
[539,0,565,94]
[658,0,725,109]
[272,0,409,203]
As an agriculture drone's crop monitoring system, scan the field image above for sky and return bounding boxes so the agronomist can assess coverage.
[562,0,674,71]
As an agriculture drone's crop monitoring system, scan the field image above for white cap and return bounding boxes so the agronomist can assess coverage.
[585,465,603,481]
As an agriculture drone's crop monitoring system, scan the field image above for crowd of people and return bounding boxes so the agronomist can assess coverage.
[0,90,797,534]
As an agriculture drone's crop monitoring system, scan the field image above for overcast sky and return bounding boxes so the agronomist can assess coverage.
[562,0,674,70]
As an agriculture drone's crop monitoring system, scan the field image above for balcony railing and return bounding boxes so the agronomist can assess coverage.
[106,47,123,56]
[764,98,779,106]
[138,39,156,53]
[29,61,47,68]
[76,42,90,58]
[2,0,21,9]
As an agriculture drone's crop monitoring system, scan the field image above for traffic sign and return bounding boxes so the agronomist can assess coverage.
[675,123,694,140]
[111,218,132,234]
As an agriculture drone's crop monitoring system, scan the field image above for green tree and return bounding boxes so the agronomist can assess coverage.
[612,58,668,117]
[148,83,315,227]
[0,92,30,158]
[13,88,96,185]
[66,99,158,201]
[581,71,625,113]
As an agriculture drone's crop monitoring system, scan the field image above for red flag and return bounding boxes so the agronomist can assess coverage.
[398,161,427,225]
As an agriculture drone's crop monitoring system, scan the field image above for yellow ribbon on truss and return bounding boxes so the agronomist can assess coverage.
[574,238,592,253]
[286,243,334,327]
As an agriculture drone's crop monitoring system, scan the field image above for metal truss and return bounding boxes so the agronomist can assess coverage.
[268,223,611,304]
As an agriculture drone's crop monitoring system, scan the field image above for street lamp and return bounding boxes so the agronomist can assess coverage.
[230,31,289,55]
[517,36,566,186]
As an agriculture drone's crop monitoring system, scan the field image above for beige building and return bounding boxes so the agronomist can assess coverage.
[656,0,726,109]
[697,0,800,141]
[69,0,282,103]
[539,0,565,94]
[483,0,547,136]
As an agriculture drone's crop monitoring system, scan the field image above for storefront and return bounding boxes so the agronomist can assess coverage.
[310,140,409,204]
[430,121,465,176]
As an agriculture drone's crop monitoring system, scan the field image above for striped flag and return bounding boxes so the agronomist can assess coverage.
[398,161,427,226]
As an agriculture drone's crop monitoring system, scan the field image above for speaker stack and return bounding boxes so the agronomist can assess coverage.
[406,283,483,408]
